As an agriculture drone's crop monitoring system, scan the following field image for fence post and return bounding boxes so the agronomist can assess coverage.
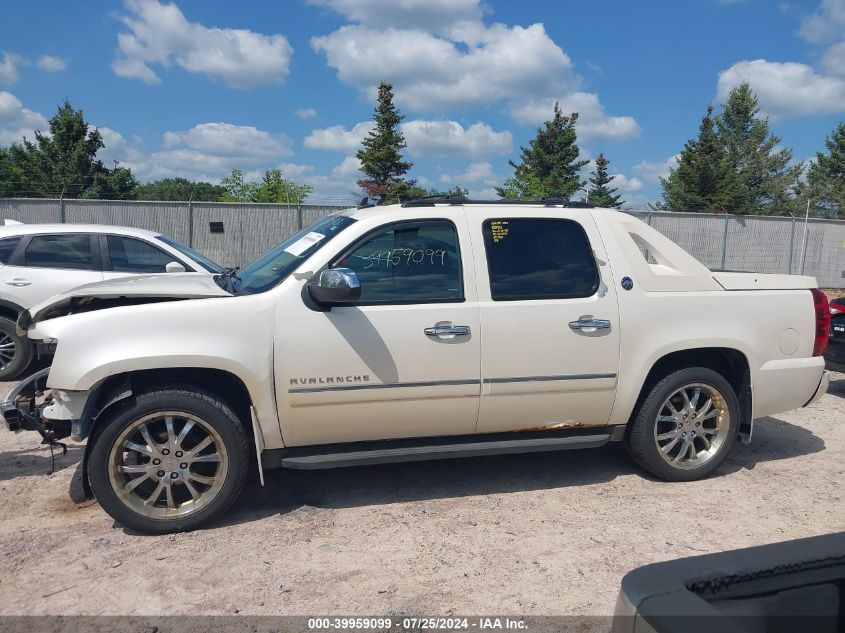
[720,213,730,270]
[297,204,303,231]
[646,210,653,226]
[187,196,194,247]
[787,215,796,274]
[59,187,66,223]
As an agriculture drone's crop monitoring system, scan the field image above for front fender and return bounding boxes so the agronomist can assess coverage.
[34,295,284,449]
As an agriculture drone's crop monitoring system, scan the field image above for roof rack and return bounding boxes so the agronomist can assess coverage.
[401,195,594,208]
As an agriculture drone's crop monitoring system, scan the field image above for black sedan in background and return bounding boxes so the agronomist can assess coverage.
[826,297,845,372]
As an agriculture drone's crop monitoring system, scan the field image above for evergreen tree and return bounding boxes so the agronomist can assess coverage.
[716,83,802,215]
[135,177,226,201]
[356,82,415,204]
[8,100,107,198]
[496,103,588,199]
[586,153,623,208]
[803,122,845,217]
[661,105,745,213]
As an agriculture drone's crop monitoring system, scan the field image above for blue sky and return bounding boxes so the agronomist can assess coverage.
[2,0,845,205]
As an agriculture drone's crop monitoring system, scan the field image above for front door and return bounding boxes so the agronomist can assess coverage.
[469,212,621,434]
[274,213,481,447]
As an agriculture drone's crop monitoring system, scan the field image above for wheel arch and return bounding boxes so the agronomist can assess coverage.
[0,298,24,323]
[79,367,259,500]
[626,347,753,442]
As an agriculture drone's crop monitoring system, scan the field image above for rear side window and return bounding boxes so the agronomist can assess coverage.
[482,218,599,301]
[107,236,177,273]
[334,220,464,304]
[24,234,93,270]
[0,237,21,264]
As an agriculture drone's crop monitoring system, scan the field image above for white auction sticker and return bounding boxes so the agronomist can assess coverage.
[284,231,325,256]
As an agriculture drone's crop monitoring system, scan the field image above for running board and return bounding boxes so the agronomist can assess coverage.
[264,429,614,470]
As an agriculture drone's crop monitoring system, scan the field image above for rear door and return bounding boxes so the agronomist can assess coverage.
[469,210,621,434]
[0,233,103,307]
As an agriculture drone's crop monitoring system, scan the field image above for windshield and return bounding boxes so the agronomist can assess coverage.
[157,235,225,274]
[228,214,357,295]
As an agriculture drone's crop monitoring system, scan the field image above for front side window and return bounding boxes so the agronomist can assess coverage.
[24,234,93,270]
[108,236,178,273]
[482,218,598,301]
[334,220,463,304]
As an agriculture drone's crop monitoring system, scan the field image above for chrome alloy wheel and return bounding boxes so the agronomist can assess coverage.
[107,411,229,519]
[653,383,729,470]
[0,332,16,371]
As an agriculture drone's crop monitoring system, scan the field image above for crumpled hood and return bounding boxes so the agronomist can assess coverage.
[20,272,230,332]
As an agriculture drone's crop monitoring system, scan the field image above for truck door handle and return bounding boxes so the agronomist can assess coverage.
[568,319,611,330]
[5,279,31,287]
[425,325,471,337]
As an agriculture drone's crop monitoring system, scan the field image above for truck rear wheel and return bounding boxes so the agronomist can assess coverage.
[0,316,33,380]
[626,367,739,481]
[88,388,249,534]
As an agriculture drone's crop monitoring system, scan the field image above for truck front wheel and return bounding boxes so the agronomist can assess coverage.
[88,388,250,534]
[626,367,740,481]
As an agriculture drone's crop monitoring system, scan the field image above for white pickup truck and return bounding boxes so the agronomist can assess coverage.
[1,199,831,533]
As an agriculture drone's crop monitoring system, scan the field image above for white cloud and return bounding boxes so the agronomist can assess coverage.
[0,53,25,86]
[37,55,68,72]
[510,92,640,141]
[402,120,511,158]
[277,162,317,179]
[609,174,643,193]
[308,0,483,32]
[0,91,48,145]
[823,41,845,77]
[439,161,506,197]
[331,155,362,178]
[163,122,292,161]
[799,0,845,43]
[633,155,679,183]
[296,108,318,120]
[717,59,845,118]
[112,0,293,88]
[310,1,637,136]
[311,23,576,112]
[304,122,373,151]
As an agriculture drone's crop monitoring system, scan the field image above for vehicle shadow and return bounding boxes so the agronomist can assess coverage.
[721,415,826,473]
[0,441,83,482]
[219,415,824,528]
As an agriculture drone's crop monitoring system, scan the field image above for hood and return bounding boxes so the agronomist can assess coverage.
[20,272,230,332]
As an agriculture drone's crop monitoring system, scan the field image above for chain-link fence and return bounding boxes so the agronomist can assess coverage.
[0,198,843,287]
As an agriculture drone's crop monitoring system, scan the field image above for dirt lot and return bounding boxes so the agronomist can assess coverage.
[0,375,843,617]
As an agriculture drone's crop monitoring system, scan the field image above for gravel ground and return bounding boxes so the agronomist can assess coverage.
[0,374,843,617]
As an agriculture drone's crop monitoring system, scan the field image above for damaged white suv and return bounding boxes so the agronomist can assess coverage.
[2,198,831,533]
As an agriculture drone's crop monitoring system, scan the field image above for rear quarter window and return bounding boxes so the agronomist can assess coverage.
[0,237,21,265]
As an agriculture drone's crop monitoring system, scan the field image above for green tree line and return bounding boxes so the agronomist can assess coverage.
[0,100,313,204]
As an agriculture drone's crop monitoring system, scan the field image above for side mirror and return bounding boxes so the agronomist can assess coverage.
[308,268,361,305]
[165,261,186,273]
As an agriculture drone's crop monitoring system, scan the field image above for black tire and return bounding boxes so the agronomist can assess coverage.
[626,367,740,481]
[0,316,34,380]
[88,387,250,534]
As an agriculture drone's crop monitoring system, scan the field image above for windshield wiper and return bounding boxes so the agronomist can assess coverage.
[214,267,241,294]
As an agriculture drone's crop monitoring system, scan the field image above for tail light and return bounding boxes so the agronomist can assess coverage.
[810,289,831,356]
[831,304,843,316]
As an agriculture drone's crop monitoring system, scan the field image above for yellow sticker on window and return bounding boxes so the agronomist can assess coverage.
[490,220,509,243]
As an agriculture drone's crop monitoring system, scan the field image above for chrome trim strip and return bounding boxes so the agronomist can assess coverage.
[289,378,480,394]
[485,373,616,384]
[288,373,616,394]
